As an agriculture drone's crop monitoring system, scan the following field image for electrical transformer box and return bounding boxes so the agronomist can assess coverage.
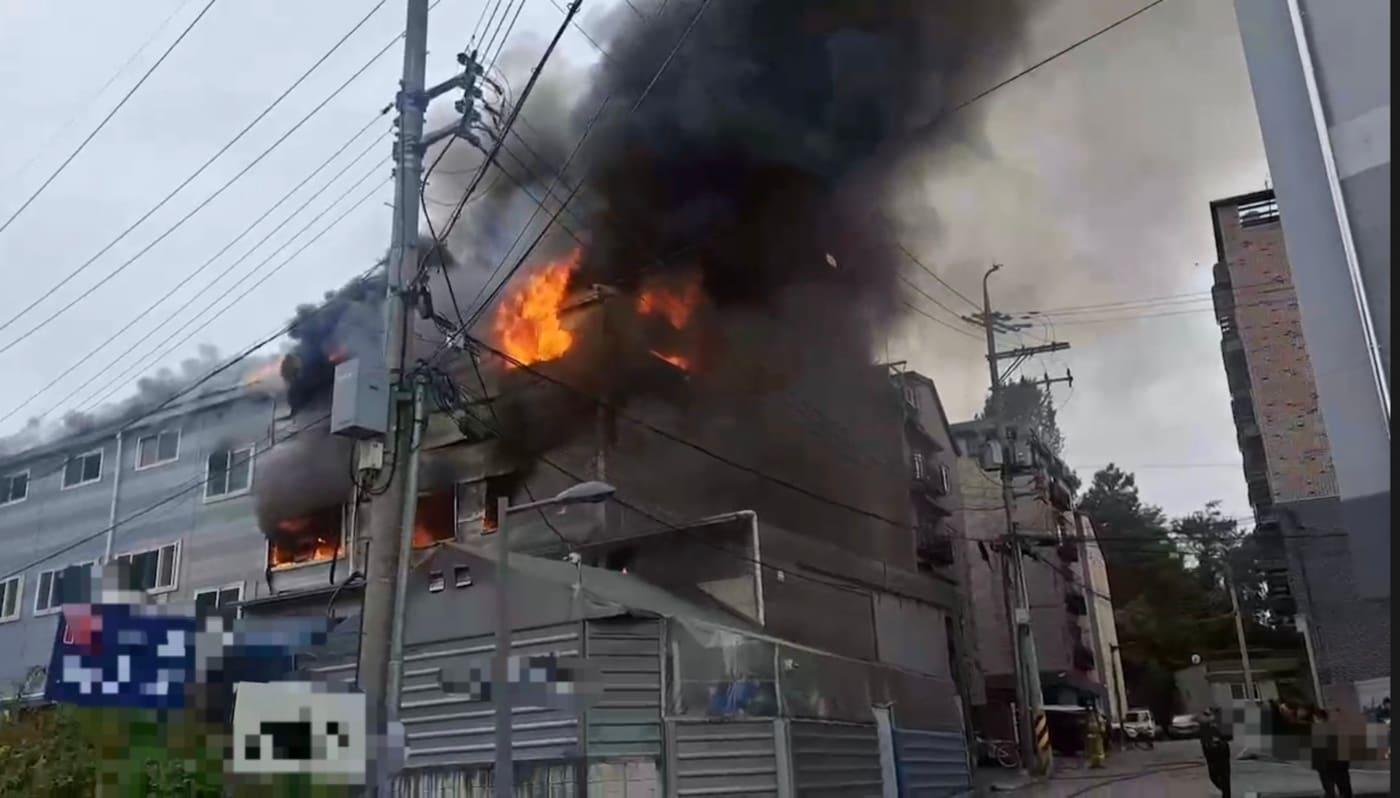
[330,357,389,439]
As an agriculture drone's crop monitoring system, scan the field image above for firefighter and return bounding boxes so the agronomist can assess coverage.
[1085,711,1106,768]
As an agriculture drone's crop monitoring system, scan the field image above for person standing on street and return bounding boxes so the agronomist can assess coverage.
[1199,707,1233,798]
[1310,706,1353,798]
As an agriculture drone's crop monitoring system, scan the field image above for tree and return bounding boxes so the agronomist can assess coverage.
[979,377,1065,455]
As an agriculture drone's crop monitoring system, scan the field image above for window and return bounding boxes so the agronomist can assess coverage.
[114,541,180,593]
[454,565,473,588]
[194,584,242,618]
[62,450,103,489]
[428,571,446,593]
[135,430,180,470]
[912,451,926,480]
[268,506,344,570]
[205,445,254,500]
[0,575,21,622]
[937,464,951,494]
[412,491,456,549]
[0,472,28,506]
[903,384,918,409]
[34,561,96,614]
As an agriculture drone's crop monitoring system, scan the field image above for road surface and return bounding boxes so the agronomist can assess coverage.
[972,738,1391,796]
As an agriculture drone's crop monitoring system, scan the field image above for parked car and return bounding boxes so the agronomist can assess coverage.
[1121,708,1157,740]
[1168,713,1201,738]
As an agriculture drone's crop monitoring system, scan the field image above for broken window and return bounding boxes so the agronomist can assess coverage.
[412,491,456,549]
[457,476,511,537]
[268,506,345,570]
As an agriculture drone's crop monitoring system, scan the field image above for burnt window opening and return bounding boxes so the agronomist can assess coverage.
[427,571,445,593]
[454,565,473,588]
[412,491,456,549]
[481,476,512,534]
[602,545,638,574]
[268,506,345,570]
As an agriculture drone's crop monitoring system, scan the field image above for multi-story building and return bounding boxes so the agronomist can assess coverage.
[1071,513,1127,727]
[1211,188,1390,715]
[948,421,1109,740]
[889,366,983,731]
[0,285,979,788]
[1231,1,1390,714]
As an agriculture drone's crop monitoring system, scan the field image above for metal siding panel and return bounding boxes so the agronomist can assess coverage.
[789,721,884,797]
[673,719,779,797]
[892,728,970,797]
[395,622,583,769]
[585,617,664,761]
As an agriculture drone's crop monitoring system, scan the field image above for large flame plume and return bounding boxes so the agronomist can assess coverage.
[493,248,581,368]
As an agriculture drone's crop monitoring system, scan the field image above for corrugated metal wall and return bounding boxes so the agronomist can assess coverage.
[892,728,970,797]
[669,719,782,797]
[585,617,663,760]
[335,621,587,770]
[789,721,883,797]
[392,761,577,797]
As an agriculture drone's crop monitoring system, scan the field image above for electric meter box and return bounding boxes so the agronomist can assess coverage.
[331,358,389,439]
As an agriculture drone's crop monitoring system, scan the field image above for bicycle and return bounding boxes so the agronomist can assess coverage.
[977,736,1022,769]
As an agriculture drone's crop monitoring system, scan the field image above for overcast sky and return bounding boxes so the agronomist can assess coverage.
[0,0,1265,521]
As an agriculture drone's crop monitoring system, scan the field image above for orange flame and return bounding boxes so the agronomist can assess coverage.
[494,249,580,368]
[637,273,702,329]
[649,349,692,371]
[243,356,286,388]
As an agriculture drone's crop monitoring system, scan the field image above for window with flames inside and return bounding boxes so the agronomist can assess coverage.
[268,506,346,570]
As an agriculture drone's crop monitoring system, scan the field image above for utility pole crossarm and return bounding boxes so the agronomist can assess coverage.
[991,342,1071,361]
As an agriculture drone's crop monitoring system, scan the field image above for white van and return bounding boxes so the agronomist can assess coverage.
[1122,708,1157,739]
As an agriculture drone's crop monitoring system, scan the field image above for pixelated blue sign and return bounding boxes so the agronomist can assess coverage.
[45,604,197,709]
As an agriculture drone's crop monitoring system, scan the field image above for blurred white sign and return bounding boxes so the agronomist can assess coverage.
[231,682,366,783]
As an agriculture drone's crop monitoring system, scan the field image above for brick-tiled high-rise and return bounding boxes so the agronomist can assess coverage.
[1211,189,1389,714]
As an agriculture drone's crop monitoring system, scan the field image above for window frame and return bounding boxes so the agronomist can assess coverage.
[61,449,104,490]
[912,451,926,480]
[0,470,29,507]
[264,506,348,573]
[193,582,244,617]
[33,559,99,616]
[134,429,182,471]
[203,444,256,502]
[113,540,181,595]
[0,574,22,622]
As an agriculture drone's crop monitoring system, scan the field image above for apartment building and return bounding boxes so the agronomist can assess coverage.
[889,365,984,730]
[949,421,1109,740]
[1211,189,1390,714]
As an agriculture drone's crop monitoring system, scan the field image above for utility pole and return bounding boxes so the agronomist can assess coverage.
[976,264,1070,776]
[357,0,429,792]
[1224,565,1257,701]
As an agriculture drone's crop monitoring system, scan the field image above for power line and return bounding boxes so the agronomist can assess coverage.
[0,118,391,427]
[900,298,983,342]
[74,167,390,416]
[0,0,220,238]
[0,0,400,352]
[893,240,980,311]
[1017,281,1293,317]
[942,0,1169,117]
[0,0,198,190]
[0,413,333,584]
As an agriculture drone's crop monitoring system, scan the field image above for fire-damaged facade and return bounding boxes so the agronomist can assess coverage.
[948,421,1118,741]
[0,280,977,793]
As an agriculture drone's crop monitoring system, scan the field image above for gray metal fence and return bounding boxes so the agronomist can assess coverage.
[788,721,883,797]
[669,719,783,797]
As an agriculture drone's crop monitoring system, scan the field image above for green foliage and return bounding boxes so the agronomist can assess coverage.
[1080,465,1302,719]
[0,703,96,797]
[979,377,1066,455]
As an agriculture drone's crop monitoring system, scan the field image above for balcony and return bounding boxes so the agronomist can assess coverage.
[1056,541,1080,563]
[1073,643,1096,673]
[916,527,956,567]
[911,459,951,499]
[1065,592,1088,616]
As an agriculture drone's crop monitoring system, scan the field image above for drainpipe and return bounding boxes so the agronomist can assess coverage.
[103,429,125,563]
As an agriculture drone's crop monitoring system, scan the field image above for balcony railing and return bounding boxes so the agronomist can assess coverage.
[916,528,956,567]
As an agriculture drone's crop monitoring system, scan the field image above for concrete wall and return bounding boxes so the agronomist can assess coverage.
[1233,0,1390,605]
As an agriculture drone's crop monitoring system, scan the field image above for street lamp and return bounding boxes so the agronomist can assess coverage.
[493,481,616,798]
